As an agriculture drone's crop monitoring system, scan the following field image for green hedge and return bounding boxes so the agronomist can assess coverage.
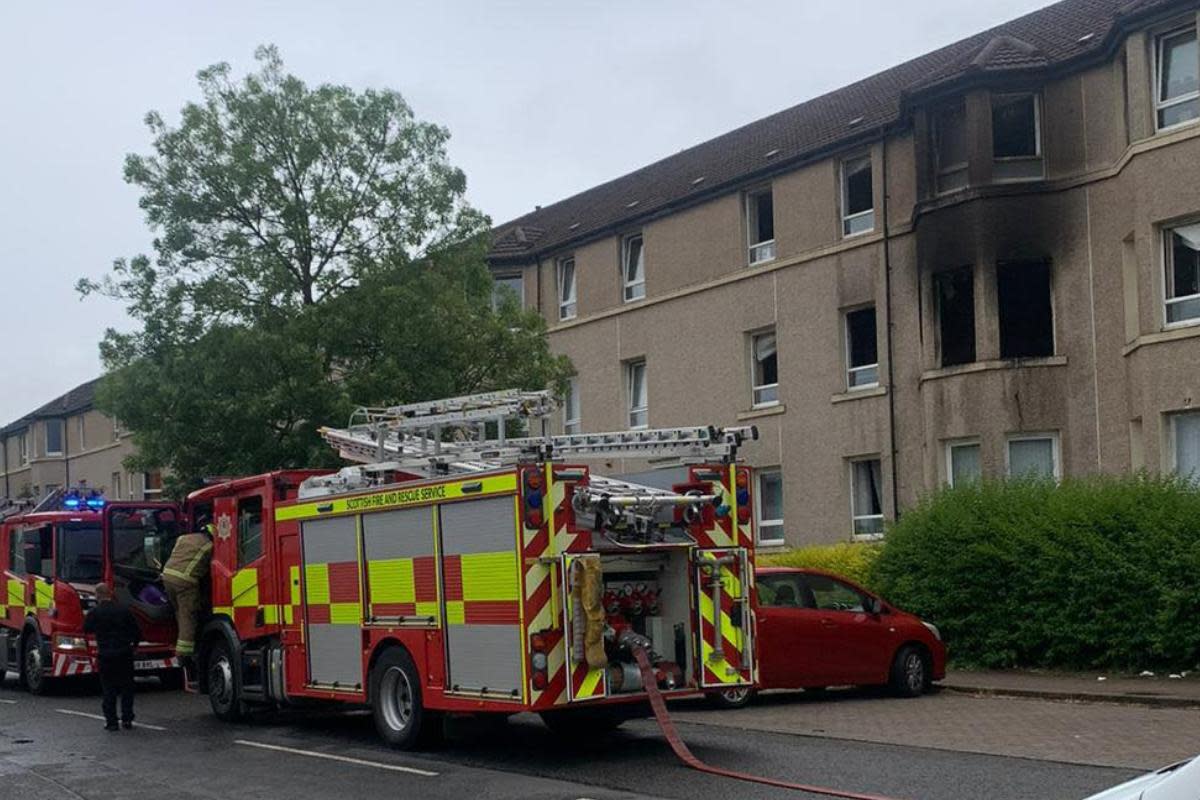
[871,475,1200,671]
[760,542,881,590]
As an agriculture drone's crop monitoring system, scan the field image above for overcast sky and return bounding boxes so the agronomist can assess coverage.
[0,0,1051,425]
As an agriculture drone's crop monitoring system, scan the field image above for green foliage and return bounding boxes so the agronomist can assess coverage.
[760,543,882,590]
[79,46,572,496]
[872,476,1200,671]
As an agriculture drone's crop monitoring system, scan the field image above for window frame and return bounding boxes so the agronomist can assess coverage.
[755,467,785,546]
[749,329,779,408]
[1005,432,1061,481]
[840,155,875,237]
[945,439,982,487]
[745,187,777,265]
[1170,411,1200,477]
[991,92,1045,182]
[1163,221,1200,329]
[491,272,525,311]
[236,495,265,568]
[1155,24,1200,132]
[77,416,86,452]
[626,359,648,430]
[44,419,64,457]
[934,266,977,367]
[557,256,577,321]
[18,431,29,464]
[933,101,969,194]
[622,233,646,302]
[563,377,581,435]
[844,306,880,391]
[849,456,885,539]
[143,471,163,499]
[111,472,123,501]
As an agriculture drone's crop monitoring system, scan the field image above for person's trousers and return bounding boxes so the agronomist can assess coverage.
[99,654,135,725]
[164,577,199,656]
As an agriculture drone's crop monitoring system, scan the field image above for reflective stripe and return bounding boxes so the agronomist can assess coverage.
[163,567,197,584]
[176,640,195,655]
[276,474,518,522]
[232,568,259,607]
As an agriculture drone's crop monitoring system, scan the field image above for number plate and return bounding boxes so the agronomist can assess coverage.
[134,659,168,671]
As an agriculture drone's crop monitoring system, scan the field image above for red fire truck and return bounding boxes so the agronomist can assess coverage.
[187,390,760,748]
[0,489,183,693]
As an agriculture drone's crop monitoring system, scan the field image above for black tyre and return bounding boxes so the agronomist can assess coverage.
[21,631,53,696]
[539,706,627,737]
[370,646,440,749]
[705,686,755,709]
[889,645,928,698]
[206,639,243,721]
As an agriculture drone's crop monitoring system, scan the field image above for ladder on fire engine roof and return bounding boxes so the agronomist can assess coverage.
[319,389,757,477]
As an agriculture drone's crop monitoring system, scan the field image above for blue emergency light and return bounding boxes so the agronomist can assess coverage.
[63,488,104,510]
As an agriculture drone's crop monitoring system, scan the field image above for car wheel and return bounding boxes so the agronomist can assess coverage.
[706,686,755,709]
[889,645,928,698]
[370,646,441,749]
[206,639,243,721]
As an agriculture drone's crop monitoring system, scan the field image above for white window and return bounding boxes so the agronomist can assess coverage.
[946,440,982,486]
[44,420,64,456]
[992,93,1043,181]
[1006,433,1060,480]
[756,468,785,544]
[563,377,581,435]
[934,101,968,194]
[111,472,122,501]
[750,331,778,407]
[845,307,879,389]
[626,360,647,429]
[622,234,645,302]
[1164,222,1200,326]
[491,273,524,311]
[19,431,29,464]
[1171,412,1200,478]
[143,471,164,499]
[850,458,884,537]
[112,417,123,441]
[841,156,874,236]
[746,188,776,264]
[557,257,577,321]
[1156,25,1200,130]
[77,416,86,451]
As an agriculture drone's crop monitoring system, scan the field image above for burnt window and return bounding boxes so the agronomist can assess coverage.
[845,307,879,389]
[747,189,776,264]
[998,261,1054,359]
[935,267,975,367]
[934,102,968,193]
[992,94,1043,181]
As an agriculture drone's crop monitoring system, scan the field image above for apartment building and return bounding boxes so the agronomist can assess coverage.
[487,0,1200,548]
[0,378,162,505]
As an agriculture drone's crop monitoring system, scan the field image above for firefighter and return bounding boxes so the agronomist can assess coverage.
[83,584,140,731]
[161,516,214,669]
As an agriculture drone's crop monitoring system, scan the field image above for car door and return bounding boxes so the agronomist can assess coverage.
[755,572,832,688]
[800,573,892,684]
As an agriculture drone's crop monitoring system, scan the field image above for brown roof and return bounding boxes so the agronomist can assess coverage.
[489,0,1184,263]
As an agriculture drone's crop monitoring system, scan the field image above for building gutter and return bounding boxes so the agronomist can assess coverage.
[881,136,901,522]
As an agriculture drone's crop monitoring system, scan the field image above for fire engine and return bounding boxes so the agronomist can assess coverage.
[187,389,760,748]
[0,488,183,693]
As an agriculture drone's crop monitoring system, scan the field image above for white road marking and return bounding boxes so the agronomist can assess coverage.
[234,739,438,777]
[0,698,17,704]
[54,708,167,731]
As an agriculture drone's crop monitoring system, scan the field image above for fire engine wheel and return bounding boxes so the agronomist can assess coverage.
[21,632,53,696]
[889,645,929,698]
[705,686,755,709]
[206,640,243,721]
[370,647,440,749]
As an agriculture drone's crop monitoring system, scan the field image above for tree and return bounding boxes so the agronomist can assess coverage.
[81,46,571,496]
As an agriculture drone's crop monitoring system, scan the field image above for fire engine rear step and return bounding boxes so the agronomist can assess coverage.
[631,648,909,800]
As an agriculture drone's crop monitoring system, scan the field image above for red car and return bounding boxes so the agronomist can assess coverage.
[709,567,946,708]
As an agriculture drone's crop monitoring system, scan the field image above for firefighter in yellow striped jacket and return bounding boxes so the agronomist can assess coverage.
[160,518,214,667]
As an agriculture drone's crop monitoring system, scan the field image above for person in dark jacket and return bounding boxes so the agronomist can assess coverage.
[83,583,141,731]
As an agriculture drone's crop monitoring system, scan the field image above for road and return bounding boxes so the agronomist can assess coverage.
[0,676,1143,800]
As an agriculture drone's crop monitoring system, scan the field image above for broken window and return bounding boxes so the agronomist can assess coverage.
[934,102,968,193]
[1165,222,1200,325]
[845,307,878,389]
[623,234,645,301]
[998,260,1054,358]
[842,156,874,236]
[935,267,975,367]
[558,257,577,320]
[1156,25,1200,130]
[850,458,884,536]
[747,189,776,264]
[992,93,1043,181]
[751,331,778,406]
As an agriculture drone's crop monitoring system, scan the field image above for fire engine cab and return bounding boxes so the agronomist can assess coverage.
[0,489,183,693]
[188,390,760,748]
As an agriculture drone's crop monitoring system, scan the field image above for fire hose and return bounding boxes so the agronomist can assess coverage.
[631,647,910,800]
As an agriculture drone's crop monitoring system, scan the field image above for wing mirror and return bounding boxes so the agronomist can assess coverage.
[865,596,884,616]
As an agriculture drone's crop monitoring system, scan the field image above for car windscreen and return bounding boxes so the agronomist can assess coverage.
[57,522,104,583]
[109,507,180,579]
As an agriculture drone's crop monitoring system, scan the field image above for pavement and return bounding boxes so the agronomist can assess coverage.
[0,670,1162,800]
[940,669,1200,708]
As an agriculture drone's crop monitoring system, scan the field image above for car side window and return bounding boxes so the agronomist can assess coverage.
[803,574,867,612]
[6,528,25,574]
[757,575,814,609]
